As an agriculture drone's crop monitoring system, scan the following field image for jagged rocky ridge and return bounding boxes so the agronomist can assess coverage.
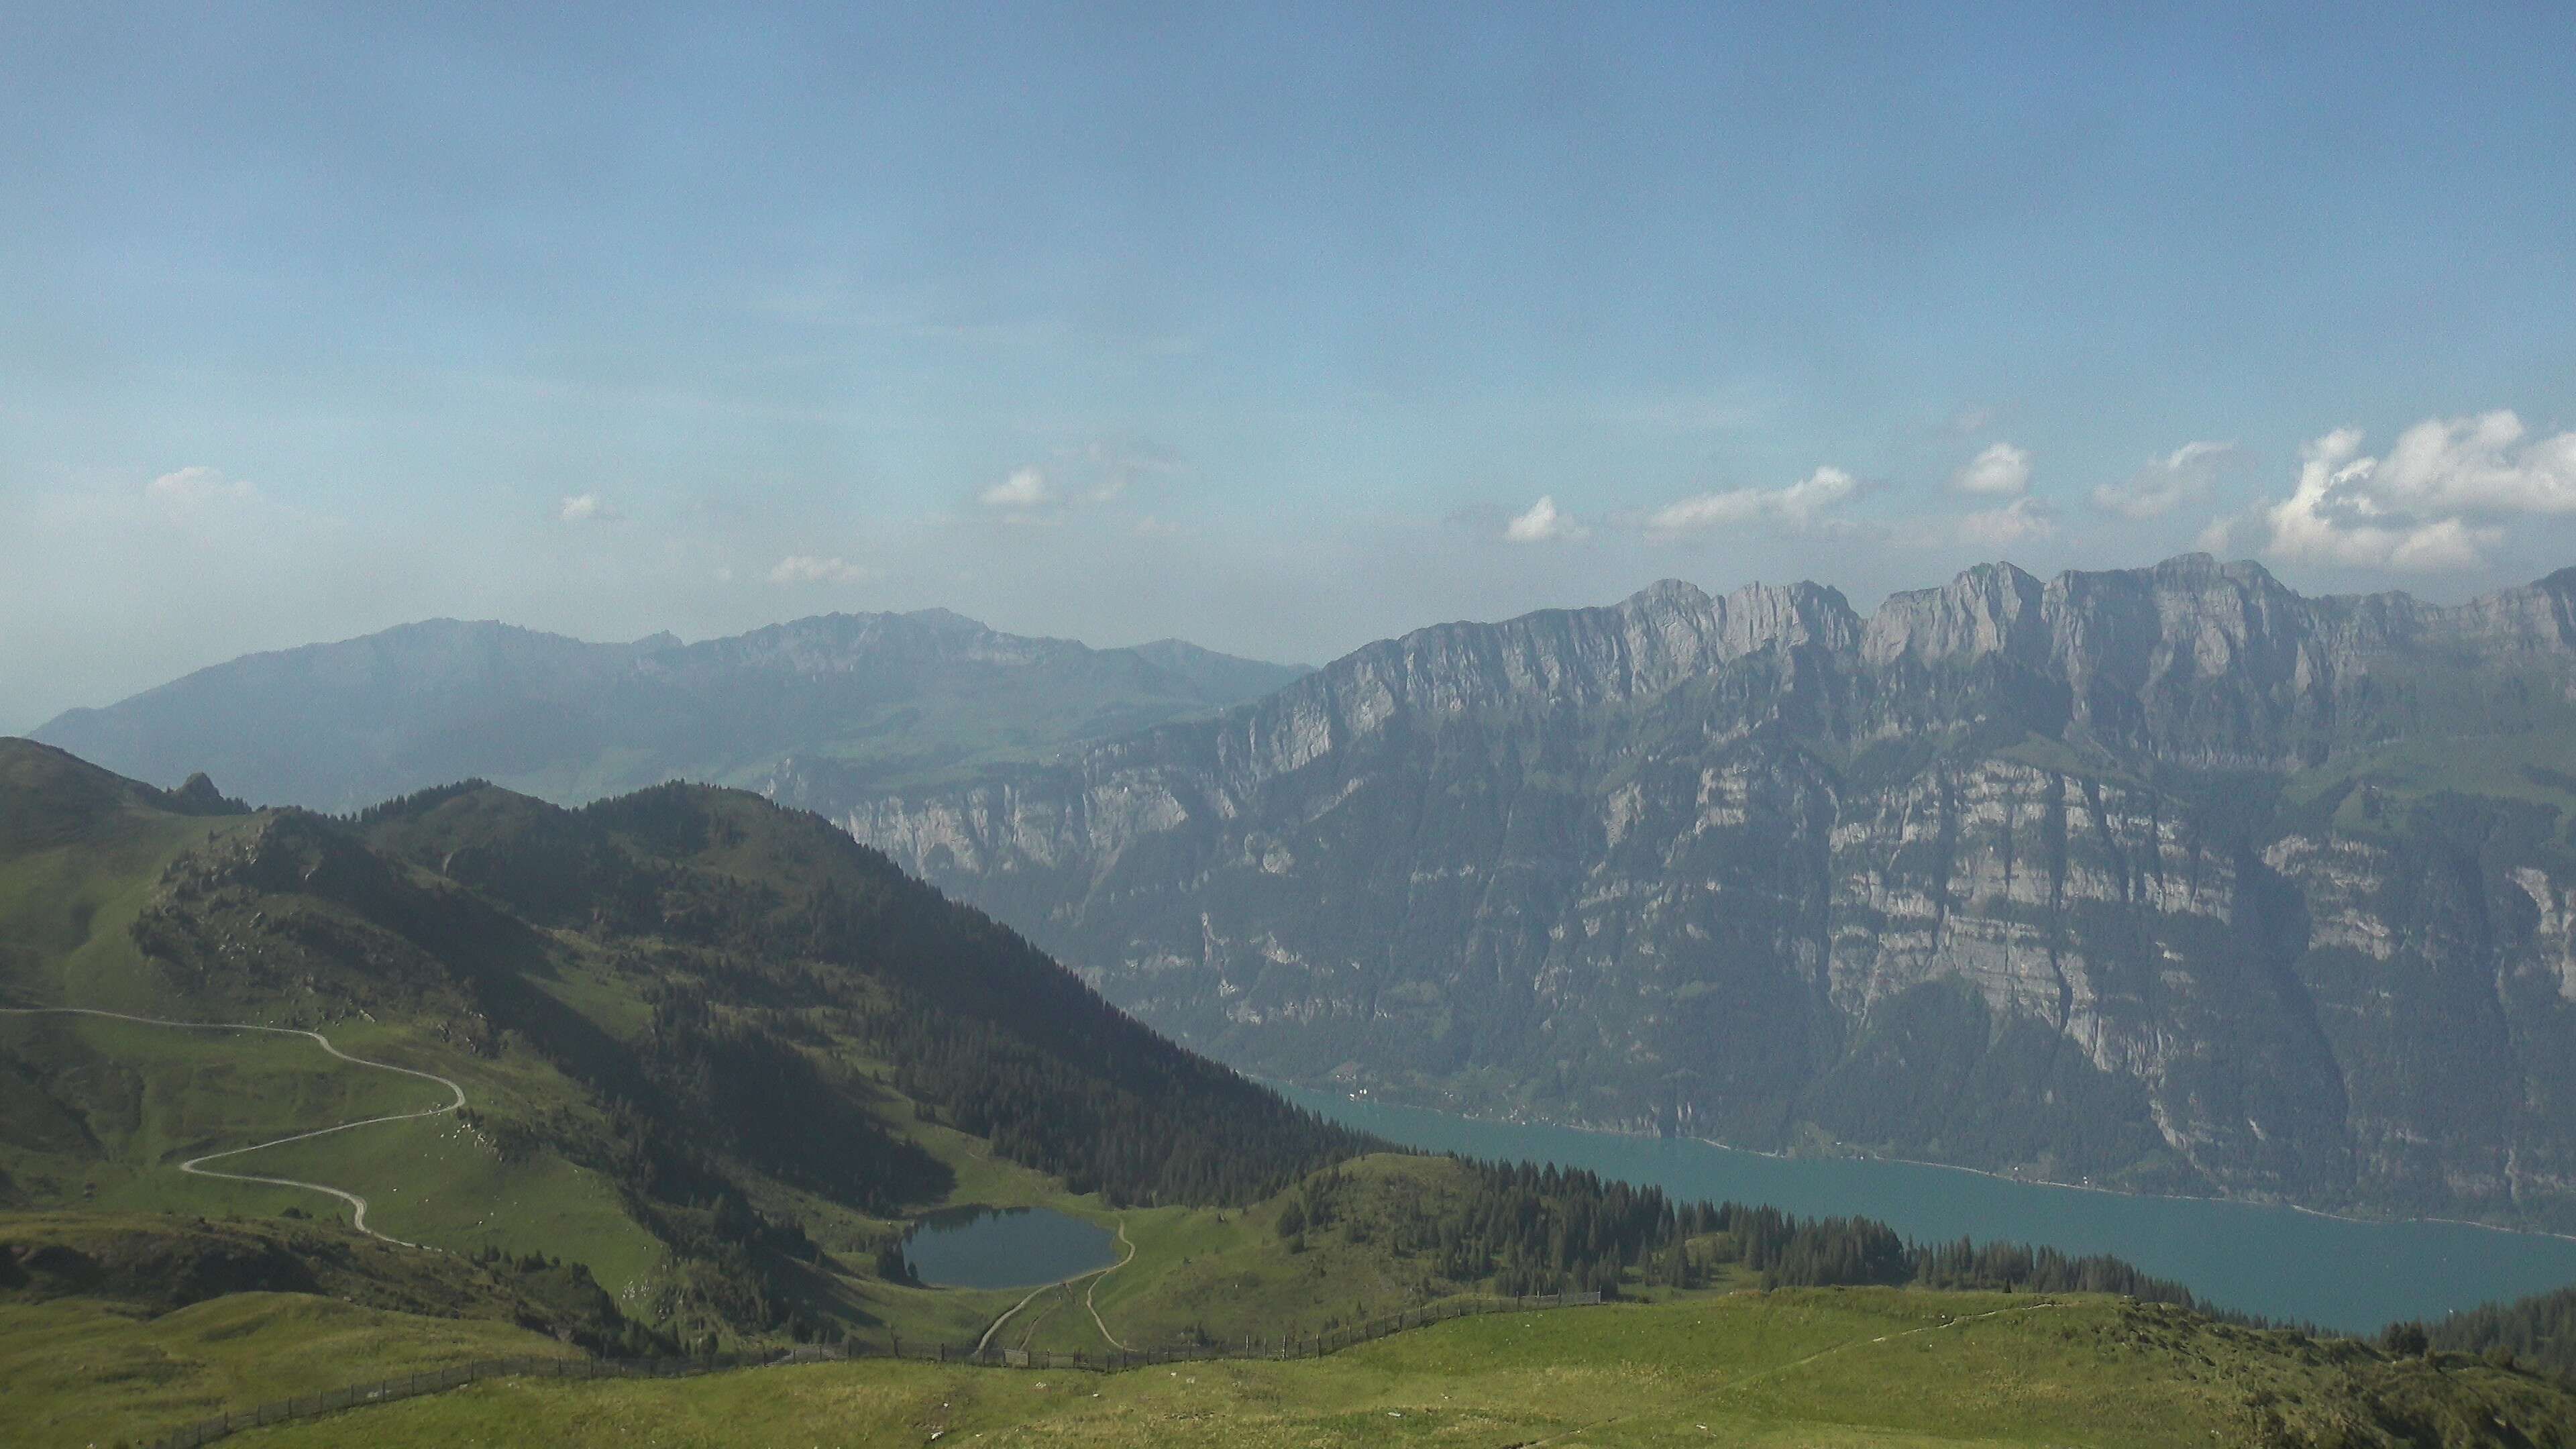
[800,555,2576,1230]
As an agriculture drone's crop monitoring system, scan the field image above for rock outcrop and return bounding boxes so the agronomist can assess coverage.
[808,556,2576,1230]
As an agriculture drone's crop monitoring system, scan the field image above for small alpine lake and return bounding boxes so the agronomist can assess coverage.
[1275,1084,2576,1333]
[901,1205,1117,1291]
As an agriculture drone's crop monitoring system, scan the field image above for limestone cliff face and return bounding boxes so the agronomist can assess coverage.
[790,556,2576,1228]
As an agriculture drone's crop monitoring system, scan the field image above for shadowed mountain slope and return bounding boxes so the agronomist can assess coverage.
[0,738,1362,1344]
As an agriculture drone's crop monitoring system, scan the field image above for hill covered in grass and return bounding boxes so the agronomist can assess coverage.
[174,1292,2576,1449]
[0,737,1364,1349]
[10,736,2575,1446]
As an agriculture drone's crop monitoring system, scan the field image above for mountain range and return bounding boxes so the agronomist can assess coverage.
[814,555,2576,1231]
[31,612,1307,814]
[7,741,2575,1444]
[32,556,2576,1233]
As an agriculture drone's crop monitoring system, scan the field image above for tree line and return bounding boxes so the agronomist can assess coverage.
[1293,1157,2237,1315]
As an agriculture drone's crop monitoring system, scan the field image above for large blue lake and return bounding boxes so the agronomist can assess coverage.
[1276,1084,2576,1333]
[902,1205,1117,1291]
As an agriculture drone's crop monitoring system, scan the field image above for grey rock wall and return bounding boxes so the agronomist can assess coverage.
[802,556,2576,1228]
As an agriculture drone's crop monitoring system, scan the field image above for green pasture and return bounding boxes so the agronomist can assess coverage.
[0,1293,578,1449]
[195,1291,2574,1449]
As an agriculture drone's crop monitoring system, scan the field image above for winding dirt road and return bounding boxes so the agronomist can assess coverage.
[972,1218,1139,1355]
[0,1005,467,1248]
[1083,1221,1136,1350]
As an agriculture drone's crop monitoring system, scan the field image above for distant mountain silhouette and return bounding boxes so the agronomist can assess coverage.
[33,612,1307,812]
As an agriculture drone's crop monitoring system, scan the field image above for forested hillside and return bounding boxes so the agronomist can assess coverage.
[2419,1283,2576,1381]
[11,736,2576,1448]
[0,738,1362,1344]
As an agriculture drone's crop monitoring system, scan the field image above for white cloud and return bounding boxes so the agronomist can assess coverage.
[1646,467,1858,539]
[2253,414,2576,572]
[146,466,258,513]
[556,492,620,523]
[2091,441,2237,519]
[2370,410,2576,516]
[2193,511,2261,558]
[1949,405,1996,435]
[1957,496,2057,547]
[980,466,1056,511]
[1950,442,2031,496]
[767,555,871,586]
[1503,495,1589,543]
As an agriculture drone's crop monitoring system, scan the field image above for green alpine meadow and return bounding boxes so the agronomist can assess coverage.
[4,737,2574,1446]
[11,5,2576,1445]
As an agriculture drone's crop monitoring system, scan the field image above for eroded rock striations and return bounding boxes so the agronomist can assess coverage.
[797,555,2576,1228]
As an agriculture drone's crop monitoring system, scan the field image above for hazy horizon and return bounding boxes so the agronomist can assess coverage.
[6,4,2572,730]
[24,546,2572,738]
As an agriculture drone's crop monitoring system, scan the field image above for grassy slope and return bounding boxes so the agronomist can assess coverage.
[0,744,1401,1358]
[1,1014,433,1203]
[0,775,684,1354]
[862,1150,1695,1360]
[0,1000,667,1302]
[1016,1155,1635,1356]
[0,751,868,1325]
[0,1208,619,1446]
[212,1293,2576,1449]
[0,1293,576,1448]
[2287,729,2576,837]
[4,743,2571,1444]
[0,813,258,1017]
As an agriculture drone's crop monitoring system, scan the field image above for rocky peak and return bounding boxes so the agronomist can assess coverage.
[164,771,248,816]
[1711,580,1861,658]
[2033,554,2310,691]
[1334,576,1856,712]
[2437,570,2576,654]
[1619,578,1713,617]
[1861,561,2047,667]
[1854,555,2337,700]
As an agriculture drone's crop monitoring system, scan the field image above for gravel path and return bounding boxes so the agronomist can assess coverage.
[972,1218,1140,1355]
[1083,1220,1137,1350]
[0,1005,467,1248]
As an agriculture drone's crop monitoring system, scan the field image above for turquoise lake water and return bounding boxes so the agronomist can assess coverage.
[902,1205,1117,1290]
[1275,1084,2576,1332]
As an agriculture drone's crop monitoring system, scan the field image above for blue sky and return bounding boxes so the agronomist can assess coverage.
[4,3,2573,728]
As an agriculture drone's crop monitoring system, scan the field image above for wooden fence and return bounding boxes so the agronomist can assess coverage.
[137,1290,1603,1448]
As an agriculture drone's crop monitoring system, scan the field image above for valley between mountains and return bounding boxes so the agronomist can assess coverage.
[7,737,2574,1446]
[48,555,2576,1234]
[13,557,2576,1446]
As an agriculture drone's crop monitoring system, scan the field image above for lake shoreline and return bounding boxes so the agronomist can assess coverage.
[902,1204,1120,1293]
[1270,1077,2576,1250]
[1273,1077,2576,1328]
